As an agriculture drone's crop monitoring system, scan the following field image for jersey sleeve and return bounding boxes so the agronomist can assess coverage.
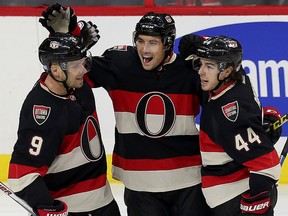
[8,92,68,207]
[86,45,132,90]
[212,91,280,194]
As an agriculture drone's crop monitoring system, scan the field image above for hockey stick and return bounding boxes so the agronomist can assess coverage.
[280,137,288,166]
[269,114,288,166]
[0,181,37,216]
[270,113,288,132]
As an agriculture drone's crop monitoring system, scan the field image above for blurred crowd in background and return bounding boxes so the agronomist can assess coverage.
[1,0,288,6]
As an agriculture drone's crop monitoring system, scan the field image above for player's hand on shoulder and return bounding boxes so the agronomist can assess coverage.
[78,20,100,50]
[36,200,69,216]
[39,3,79,36]
[263,106,282,145]
[178,33,204,59]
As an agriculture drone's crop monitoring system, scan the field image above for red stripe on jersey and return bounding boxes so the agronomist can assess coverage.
[113,153,201,171]
[60,129,82,154]
[50,174,107,198]
[8,163,48,178]
[109,90,199,115]
[59,111,99,154]
[84,74,95,88]
[243,150,280,172]
[202,168,249,188]
[200,130,225,152]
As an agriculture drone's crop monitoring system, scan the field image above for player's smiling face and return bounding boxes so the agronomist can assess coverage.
[135,35,166,71]
[65,57,88,88]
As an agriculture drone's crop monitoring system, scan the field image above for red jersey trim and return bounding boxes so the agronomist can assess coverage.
[50,174,107,198]
[202,168,249,188]
[59,111,99,154]
[243,150,280,172]
[8,163,48,178]
[109,89,199,115]
[200,130,225,152]
[113,153,201,171]
[84,74,95,88]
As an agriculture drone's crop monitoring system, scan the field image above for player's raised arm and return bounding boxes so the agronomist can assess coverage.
[39,3,79,35]
[39,3,100,51]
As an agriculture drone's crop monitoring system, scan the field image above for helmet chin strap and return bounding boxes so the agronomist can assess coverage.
[48,64,71,94]
[155,47,172,72]
[62,78,71,94]
[212,73,224,92]
[212,64,231,92]
[50,72,71,93]
[212,70,229,92]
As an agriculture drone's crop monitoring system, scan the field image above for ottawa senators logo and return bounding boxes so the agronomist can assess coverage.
[81,116,104,162]
[33,105,51,125]
[135,92,176,138]
[221,101,239,122]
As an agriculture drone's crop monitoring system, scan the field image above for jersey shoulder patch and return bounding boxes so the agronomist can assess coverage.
[107,45,128,52]
[33,105,51,125]
[221,101,239,122]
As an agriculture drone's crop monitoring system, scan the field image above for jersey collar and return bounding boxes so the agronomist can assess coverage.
[209,80,236,100]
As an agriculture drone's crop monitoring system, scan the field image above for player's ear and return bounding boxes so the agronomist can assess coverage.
[50,63,61,77]
[223,66,233,78]
[219,66,232,80]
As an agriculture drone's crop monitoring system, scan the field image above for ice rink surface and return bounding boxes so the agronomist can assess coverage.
[1,183,288,215]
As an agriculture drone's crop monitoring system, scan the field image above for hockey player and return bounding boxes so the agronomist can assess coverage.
[39,4,210,216]
[179,33,283,145]
[8,33,121,216]
[185,35,281,216]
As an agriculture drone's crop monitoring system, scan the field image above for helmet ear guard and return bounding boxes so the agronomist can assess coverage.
[59,62,68,71]
[164,34,175,50]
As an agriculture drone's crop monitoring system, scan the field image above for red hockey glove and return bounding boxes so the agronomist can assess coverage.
[77,20,100,50]
[263,106,282,145]
[240,191,272,215]
[39,3,80,36]
[36,200,69,216]
[178,33,205,59]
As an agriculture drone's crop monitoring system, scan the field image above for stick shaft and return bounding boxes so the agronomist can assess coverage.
[271,113,288,131]
[0,181,37,216]
[280,137,288,166]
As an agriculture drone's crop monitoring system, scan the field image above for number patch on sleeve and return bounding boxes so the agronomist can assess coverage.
[29,136,43,156]
[235,127,261,151]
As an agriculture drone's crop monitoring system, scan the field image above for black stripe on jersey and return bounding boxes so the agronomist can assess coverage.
[201,161,245,176]
[113,133,200,159]
[43,160,107,191]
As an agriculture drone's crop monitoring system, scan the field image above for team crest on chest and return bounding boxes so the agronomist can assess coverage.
[33,105,51,125]
[221,101,239,122]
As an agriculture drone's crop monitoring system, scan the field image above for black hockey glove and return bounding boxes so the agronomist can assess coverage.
[240,191,273,216]
[178,33,204,59]
[36,200,69,216]
[78,20,100,50]
[39,3,80,36]
[263,106,282,145]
